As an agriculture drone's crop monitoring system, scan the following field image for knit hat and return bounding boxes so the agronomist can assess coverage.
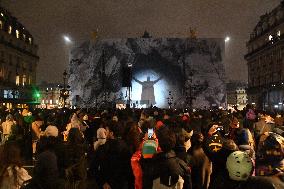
[142,140,158,159]
[226,151,253,181]
[256,132,284,176]
[205,133,223,153]
[44,125,59,137]
[97,128,106,139]
[257,132,284,163]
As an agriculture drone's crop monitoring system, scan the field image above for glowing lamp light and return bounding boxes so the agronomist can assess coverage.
[63,35,72,43]
[225,36,230,43]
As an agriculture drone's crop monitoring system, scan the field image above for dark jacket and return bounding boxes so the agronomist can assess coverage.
[95,138,132,189]
[142,150,192,189]
[33,150,61,189]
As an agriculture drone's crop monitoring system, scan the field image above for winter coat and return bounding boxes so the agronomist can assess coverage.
[189,148,212,189]
[95,138,132,189]
[142,150,192,189]
[0,165,31,189]
[33,150,60,189]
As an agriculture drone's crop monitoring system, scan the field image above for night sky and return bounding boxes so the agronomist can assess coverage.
[1,0,280,84]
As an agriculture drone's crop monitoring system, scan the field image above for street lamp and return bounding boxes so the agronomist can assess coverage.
[59,70,70,108]
[63,35,72,44]
[225,36,230,43]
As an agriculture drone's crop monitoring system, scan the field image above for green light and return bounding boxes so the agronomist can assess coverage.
[36,93,40,98]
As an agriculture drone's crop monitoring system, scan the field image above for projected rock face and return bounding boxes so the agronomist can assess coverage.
[69,38,226,108]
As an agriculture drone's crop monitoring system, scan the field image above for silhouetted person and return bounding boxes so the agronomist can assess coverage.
[133,76,162,106]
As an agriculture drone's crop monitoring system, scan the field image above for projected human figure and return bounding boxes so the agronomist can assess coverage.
[133,76,162,105]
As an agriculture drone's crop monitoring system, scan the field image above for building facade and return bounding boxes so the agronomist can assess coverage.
[37,82,71,109]
[0,6,39,109]
[226,81,248,110]
[245,1,284,111]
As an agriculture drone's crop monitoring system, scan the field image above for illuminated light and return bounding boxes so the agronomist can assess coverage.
[131,69,169,108]
[15,75,20,85]
[56,100,59,104]
[16,30,19,38]
[225,36,230,42]
[0,13,3,16]
[279,102,282,105]
[274,105,279,108]
[8,26,12,34]
[269,35,273,41]
[28,37,32,44]
[63,35,72,43]
[277,30,281,37]
[50,100,52,104]
[252,102,255,105]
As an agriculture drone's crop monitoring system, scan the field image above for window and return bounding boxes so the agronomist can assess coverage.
[50,100,52,104]
[269,35,273,41]
[8,26,12,34]
[277,30,281,37]
[22,74,26,86]
[15,75,20,85]
[16,30,19,38]
[3,90,12,98]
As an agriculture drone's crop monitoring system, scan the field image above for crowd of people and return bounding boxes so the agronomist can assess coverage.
[0,105,283,189]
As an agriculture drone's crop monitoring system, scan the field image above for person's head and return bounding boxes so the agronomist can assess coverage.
[0,142,22,167]
[147,76,150,81]
[230,117,239,129]
[97,128,107,139]
[44,125,58,137]
[6,114,13,121]
[105,121,120,139]
[67,128,84,144]
[157,126,176,153]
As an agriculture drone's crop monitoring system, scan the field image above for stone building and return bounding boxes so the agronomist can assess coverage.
[245,1,284,111]
[226,81,248,110]
[0,6,39,109]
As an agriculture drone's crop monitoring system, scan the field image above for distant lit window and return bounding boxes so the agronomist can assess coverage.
[277,30,281,37]
[0,20,2,30]
[28,37,32,44]
[1,13,3,17]
[8,26,12,34]
[269,35,273,41]
[16,30,19,38]
[41,100,45,104]
[22,74,26,86]
[50,100,52,104]
[15,75,20,85]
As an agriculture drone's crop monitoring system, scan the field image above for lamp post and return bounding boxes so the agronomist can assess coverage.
[59,70,70,108]
[167,90,173,109]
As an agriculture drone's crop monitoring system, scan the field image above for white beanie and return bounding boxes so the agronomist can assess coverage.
[45,125,58,137]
